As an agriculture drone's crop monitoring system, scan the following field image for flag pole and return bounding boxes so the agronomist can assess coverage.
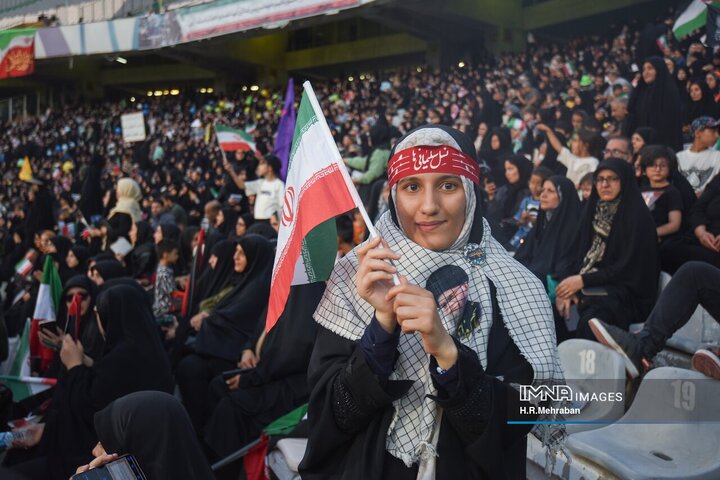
[302,81,400,285]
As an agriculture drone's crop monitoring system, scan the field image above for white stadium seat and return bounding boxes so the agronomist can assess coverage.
[568,367,720,480]
[558,339,626,434]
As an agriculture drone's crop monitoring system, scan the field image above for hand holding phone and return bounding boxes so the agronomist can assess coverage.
[72,453,147,480]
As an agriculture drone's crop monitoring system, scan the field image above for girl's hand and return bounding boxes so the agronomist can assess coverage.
[387,277,458,370]
[356,236,400,333]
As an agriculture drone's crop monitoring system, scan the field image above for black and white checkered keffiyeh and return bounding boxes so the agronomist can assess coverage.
[314,127,566,472]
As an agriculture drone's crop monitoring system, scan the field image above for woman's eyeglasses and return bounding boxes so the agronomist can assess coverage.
[65,293,89,303]
[595,175,621,186]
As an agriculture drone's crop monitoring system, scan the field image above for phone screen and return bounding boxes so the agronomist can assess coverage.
[71,455,146,480]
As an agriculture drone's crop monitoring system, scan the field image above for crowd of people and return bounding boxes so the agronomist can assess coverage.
[0,10,717,479]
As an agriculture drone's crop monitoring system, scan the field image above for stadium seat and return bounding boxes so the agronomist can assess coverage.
[558,339,626,434]
[267,438,307,480]
[567,367,720,480]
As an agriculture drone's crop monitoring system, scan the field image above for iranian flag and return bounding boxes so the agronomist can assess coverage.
[215,125,258,152]
[30,256,62,373]
[264,82,362,332]
[0,29,36,79]
[5,321,56,401]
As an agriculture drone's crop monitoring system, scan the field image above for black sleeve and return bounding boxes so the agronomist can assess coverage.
[333,341,411,434]
[666,186,683,213]
[429,340,493,442]
[689,175,720,230]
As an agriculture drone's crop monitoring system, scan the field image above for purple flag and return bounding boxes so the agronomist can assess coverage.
[273,78,296,181]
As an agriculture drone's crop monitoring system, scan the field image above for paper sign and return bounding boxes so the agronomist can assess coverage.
[121,112,146,143]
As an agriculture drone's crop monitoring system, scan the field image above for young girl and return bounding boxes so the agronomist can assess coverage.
[300,125,564,479]
[639,146,683,243]
[510,167,553,249]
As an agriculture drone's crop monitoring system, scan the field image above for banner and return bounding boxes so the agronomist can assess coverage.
[35,0,375,59]
[0,29,35,79]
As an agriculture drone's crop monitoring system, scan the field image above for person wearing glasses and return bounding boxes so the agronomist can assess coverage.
[602,136,632,163]
[555,159,659,340]
[638,146,684,245]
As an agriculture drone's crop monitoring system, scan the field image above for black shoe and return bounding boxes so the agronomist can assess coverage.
[589,319,649,378]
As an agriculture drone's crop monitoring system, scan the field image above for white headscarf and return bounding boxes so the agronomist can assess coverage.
[109,178,143,223]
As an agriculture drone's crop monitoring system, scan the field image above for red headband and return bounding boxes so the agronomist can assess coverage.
[387,145,480,188]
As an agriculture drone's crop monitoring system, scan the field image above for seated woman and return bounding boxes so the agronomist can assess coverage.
[515,176,582,341]
[555,158,659,339]
[65,245,90,280]
[126,220,157,281]
[74,391,215,479]
[176,234,273,431]
[638,146,684,245]
[37,275,103,372]
[88,260,126,286]
[486,154,533,246]
[299,125,563,479]
[204,282,325,479]
[190,240,237,316]
[10,284,174,480]
[660,172,720,273]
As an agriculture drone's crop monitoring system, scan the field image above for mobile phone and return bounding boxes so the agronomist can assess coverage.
[581,287,609,297]
[71,454,146,480]
[221,367,255,381]
[39,320,59,333]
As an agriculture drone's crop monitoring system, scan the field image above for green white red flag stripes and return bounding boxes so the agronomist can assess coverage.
[6,322,55,401]
[264,82,363,332]
[215,125,257,152]
[0,29,36,79]
[30,256,63,373]
[33,256,62,325]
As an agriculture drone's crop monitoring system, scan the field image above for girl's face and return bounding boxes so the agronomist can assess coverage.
[215,209,225,227]
[644,157,670,184]
[66,250,78,269]
[706,73,717,90]
[490,135,500,150]
[208,254,218,270]
[233,245,248,273]
[631,133,645,154]
[478,122,488,137]
[678,69,687,82]
[580,181,593,201]
[528,174,544,198]
[504,161,520,184]
[395,173,466,251]
[154,226,163,244]
[540,180,561,211]
[235,218,247,237]
[690,83,703,102]
[129,222,138,245]
[570,134,588,157]
[642,62,657,84]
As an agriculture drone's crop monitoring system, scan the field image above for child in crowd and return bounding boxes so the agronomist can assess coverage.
[153,240,179,320]
[578,171,594,206]
[510,167,552,249]
[224,155,284,222]
[639,146,683,244]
